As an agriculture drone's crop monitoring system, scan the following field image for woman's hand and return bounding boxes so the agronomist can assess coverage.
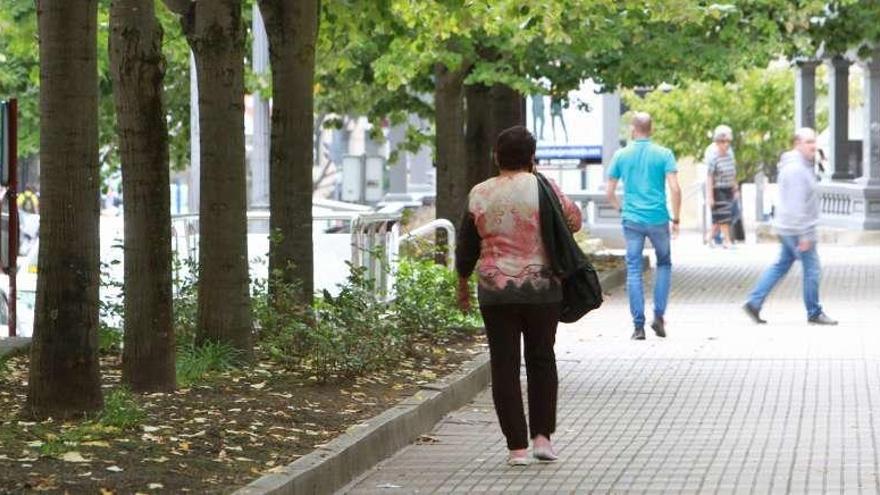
[457,277,472,313]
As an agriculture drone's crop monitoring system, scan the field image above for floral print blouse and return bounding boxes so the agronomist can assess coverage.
[456,173,582,306]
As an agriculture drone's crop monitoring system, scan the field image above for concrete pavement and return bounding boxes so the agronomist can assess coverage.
[342,237,880,494]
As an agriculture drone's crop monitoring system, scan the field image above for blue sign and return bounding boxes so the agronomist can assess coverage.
[536,144,602,162]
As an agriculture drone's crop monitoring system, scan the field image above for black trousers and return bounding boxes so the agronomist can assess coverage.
[480,302,560,450]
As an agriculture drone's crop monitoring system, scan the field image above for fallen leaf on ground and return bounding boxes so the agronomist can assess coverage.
[106,465,124,472]
[81,441,110,447]
[60,451,91,463]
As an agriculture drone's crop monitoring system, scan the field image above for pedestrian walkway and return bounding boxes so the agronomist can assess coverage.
[342,238,880,493]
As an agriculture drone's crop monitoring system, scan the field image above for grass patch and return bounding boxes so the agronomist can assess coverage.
[176,341,241,387]
[27,389,142,457]
[99,388,146,430]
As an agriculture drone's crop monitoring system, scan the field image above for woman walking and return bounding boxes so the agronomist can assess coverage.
[704,125,739,248]
[456,126,582,465]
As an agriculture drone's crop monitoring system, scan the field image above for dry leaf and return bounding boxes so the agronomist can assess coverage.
[82,441,110,448]
[106,465,124,472]
[60,451,90,463]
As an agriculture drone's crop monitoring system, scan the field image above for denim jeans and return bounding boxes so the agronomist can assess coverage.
[747,235,823,318]
[623,220,672,328]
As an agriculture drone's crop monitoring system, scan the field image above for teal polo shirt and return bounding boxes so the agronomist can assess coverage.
[607,139,678,225]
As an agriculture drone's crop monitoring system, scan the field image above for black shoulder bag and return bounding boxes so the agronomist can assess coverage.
[535,173,603,323]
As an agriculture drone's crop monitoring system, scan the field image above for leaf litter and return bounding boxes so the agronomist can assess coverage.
[0,334,485,493]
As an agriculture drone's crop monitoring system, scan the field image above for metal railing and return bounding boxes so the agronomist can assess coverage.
[397,219,456,268]
[170,209,456,298]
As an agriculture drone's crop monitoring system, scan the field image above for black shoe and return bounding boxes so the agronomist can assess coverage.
[651,318,666,338]
[743,303,767,324]
[631,327,646,340]
[808,313,838,325]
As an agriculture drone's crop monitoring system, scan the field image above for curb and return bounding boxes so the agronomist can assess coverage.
[595,255,645,293]
[233,353,491,495]
[598,264,626,292]
[234,261,630,495]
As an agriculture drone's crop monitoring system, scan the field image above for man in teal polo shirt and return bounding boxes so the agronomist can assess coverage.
[606,112,682,340]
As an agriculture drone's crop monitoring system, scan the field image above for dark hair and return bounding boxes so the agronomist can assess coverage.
[495,125,536,170]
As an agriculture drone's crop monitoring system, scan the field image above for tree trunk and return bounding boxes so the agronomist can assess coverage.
[164,0,253,358]
[434,63,468,224]
[464,82,525,192]
[489,83,525,144]
[110,0,176,392]
[465,83,493,189]
[27,0,103,419]
[257,0,319,303]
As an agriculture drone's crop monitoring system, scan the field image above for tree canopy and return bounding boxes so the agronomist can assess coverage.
[623,66,797,181]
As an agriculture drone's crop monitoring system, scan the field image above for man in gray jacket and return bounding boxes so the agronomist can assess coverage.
[743,127,837,325]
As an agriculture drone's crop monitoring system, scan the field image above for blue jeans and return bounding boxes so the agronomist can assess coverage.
[623,220,671,328]
[747,235,823,318]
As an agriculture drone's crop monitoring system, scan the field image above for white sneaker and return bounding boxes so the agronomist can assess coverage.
[533,446,558,462]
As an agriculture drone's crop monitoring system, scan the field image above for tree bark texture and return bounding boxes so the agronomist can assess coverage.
[257,0,319,303]
[28,0,104,419]
[489,83,525,145]
[434,63,468,224]
[464,82,525,191]
[464,83,493,189]
[166,0,253,358]
[110,0,176,392]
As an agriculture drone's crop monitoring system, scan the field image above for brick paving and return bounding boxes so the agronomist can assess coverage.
[343,238,880,494]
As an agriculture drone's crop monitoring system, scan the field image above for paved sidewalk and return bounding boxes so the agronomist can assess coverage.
[343,239,880,493]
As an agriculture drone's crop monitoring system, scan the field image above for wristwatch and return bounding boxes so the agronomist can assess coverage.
[671,218,680,224]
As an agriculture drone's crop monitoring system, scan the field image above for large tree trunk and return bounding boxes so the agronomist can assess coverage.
[465,83,493,189]
[257,0,319,303]
[463,82,525,192]
[110,0,176,392]
[27,0,103,419]
[164,0,252,358]
[489,83,525,145]
[434,63,468,224]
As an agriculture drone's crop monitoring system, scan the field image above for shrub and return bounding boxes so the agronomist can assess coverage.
[98,260,124,355]
[172,256,199,348]
[391,257,481,342]
[254,262,404,382]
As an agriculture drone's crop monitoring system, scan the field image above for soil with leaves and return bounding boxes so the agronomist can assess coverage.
[0,334,484,494]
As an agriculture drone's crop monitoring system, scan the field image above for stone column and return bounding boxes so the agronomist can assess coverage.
[828,56,854,180]
[387,124,408,194]
[861,49,880,185]
[794,60,818,130]
[601,92,621,168]
[250,4,271,208]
